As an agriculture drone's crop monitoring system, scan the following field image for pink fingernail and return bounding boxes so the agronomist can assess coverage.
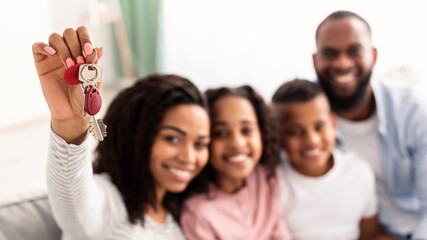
[97,48,103,60]
[44,46,56,55]
[84,43,93,55]
[76,56,85,64]
[66,58,75,68]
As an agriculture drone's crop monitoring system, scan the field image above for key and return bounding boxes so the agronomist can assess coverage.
[79,63,103,116]
[62,49,107,141]
[81,84,89,116]
[81,63,106,141]
[84,86,107,141]
[89,116,107,141]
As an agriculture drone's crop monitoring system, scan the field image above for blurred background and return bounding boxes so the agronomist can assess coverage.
[1,0,427,200]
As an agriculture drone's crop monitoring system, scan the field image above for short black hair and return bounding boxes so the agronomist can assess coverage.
[315,10,372,41]
[272,79,323,104]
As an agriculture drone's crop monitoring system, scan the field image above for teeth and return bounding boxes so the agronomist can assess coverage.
[168,167,191,178]
[228,154,248,163]
[304,149,321,157]
[335,74,353,83]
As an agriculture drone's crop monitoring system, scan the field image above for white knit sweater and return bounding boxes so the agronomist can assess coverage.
[47,129,187,240]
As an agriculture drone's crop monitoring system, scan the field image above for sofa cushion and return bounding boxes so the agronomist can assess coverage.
[0,191,61,240]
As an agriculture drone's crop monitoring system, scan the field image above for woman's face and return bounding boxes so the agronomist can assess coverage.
[209,96,263,189]
[150,104,210,193]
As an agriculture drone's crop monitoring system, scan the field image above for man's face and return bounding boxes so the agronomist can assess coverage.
[313,17,377,111]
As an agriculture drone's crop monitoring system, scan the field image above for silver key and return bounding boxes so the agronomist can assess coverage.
[89,116,107,141]
[81,84,89,116]
[79,48,107,141]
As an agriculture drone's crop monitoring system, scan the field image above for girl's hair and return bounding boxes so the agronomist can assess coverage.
[93,74,208,225]
[183,85,280,198]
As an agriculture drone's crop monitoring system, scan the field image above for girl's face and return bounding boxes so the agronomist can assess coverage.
[209,96,262,191]
[150,104,210,194]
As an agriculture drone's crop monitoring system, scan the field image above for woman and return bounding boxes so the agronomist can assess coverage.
[33,27,210,239]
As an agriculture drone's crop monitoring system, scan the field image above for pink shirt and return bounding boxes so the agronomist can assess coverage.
[181,165,292,240]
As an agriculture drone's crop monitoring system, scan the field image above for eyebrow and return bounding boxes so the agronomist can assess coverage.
[212,121,227,127]
[160,125,210,139]
[160,126,187,136]
[322,43,362,51]
[212,120,254,127]
[320,47,335,52]
[348,44,364,50]
[284,123,301,128]
[349,43,363,48]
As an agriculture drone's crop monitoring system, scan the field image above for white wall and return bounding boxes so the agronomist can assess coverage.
[0,0,52,129]
[0,0,118,130]
[1,0,426,197]
[0,0,119,198]
[3,0,425,130]
[161,0,427,99]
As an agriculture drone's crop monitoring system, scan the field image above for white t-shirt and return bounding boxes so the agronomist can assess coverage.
[336,115,419,235]
[277,149,377,240]
[336,114,382,178]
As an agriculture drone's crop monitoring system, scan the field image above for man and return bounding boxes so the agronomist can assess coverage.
[313,11,427,239]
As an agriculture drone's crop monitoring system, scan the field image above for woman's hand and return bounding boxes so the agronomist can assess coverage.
[32,26,103,144]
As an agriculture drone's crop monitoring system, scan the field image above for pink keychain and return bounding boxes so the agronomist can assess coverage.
[63,63,83,85]
[85,86,102,116]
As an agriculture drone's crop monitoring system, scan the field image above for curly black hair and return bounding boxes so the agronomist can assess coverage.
[93,74,208,225]
[183,85,280,198]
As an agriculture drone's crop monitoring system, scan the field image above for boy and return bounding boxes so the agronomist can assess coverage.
[272,79,382,240]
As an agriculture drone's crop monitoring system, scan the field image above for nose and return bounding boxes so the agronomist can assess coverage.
[230,132,246,150]
[305,131,321,147]
[332,53,354,72]
[178,144,197,164]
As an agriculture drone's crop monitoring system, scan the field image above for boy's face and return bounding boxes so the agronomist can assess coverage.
[280,94,336,177]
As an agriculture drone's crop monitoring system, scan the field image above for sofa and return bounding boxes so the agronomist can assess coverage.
[0,191,61,240]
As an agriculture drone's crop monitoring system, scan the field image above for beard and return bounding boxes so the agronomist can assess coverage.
[316,71,372,112]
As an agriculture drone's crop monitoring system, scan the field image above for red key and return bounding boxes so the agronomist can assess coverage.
[85,86,102,115]
[63,63,84,85]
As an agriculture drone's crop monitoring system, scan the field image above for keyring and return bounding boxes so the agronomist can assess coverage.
[79,64,99,83]
[81,48,98,64]
[79,49,99,83]
[91,48,98,64]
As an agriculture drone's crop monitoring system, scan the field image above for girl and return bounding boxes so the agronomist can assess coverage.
[33,27,210,239]
[180,86,292,240]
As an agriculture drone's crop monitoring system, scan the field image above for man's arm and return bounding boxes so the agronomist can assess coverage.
[406,94,427,239]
